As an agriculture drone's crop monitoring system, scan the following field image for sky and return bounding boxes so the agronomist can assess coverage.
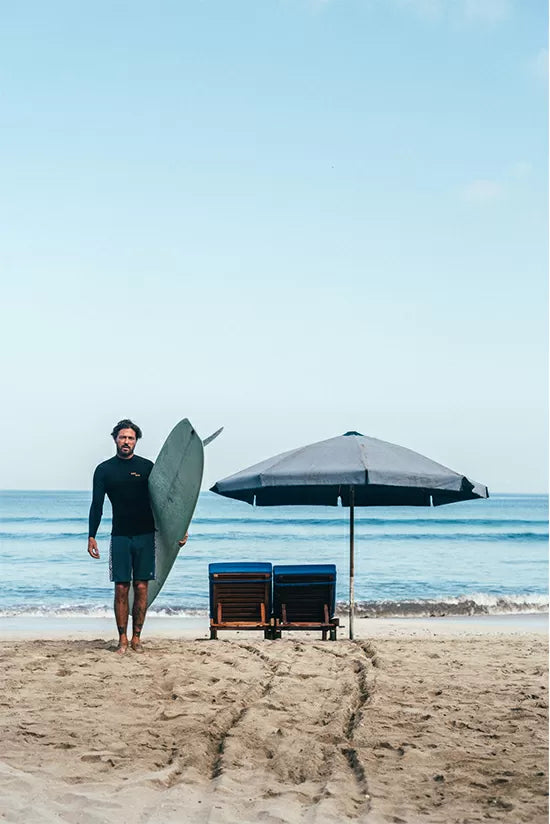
[1,0,547,493]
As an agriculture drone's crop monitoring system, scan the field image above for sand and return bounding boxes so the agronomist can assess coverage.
[1,619,547,824]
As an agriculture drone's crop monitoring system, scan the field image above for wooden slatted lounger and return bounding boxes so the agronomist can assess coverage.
[208,562,273,639]
[272,564,339,640]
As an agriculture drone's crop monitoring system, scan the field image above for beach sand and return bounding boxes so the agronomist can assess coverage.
[1,618,547,823]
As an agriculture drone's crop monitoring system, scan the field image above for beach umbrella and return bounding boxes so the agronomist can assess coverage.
[210,431,489,639]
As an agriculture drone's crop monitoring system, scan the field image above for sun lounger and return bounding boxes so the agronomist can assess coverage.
[272,564,339,640]
[208,562,273,639]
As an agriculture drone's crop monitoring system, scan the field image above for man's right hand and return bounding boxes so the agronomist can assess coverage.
[88,537,100,559]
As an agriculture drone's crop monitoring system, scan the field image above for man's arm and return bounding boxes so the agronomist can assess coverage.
[88,466,105,559]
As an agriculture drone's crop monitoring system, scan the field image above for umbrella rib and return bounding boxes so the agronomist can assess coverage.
[352,436,370,486]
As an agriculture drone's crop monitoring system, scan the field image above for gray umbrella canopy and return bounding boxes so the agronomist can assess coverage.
[211,431,489,638]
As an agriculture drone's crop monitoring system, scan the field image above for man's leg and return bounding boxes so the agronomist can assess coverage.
[114,582,130,653]
[131,580,148,652]
[129,532,155,652]
[110,536,132,653]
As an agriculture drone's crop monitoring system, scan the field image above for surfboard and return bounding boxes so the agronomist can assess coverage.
[133,419,204,609]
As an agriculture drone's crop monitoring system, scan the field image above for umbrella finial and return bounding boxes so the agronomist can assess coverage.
[343,431,363,437]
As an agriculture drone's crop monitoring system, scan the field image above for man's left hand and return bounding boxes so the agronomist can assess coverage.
[178,532,189,547]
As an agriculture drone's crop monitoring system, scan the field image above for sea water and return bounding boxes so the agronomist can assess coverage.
[0,491,547,621]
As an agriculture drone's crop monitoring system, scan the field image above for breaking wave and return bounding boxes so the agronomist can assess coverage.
[1,593,547,620]
[345,593,549,618]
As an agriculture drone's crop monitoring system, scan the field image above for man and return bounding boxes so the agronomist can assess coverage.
[88,419,172,654]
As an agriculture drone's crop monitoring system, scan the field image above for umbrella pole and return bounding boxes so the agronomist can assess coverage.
[349,485,355,640]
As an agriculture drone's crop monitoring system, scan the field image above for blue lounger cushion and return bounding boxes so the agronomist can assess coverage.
[209,562,272,575]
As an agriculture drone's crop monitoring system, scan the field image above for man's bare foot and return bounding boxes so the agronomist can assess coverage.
[115,642,128,655]
[131,639,144,653]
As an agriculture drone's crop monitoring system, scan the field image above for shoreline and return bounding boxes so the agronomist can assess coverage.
[1,610,547,640]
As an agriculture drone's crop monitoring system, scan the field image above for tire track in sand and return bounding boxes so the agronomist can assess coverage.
[205,639,376,824]
[210,642,282,780]
[308,641,375,823]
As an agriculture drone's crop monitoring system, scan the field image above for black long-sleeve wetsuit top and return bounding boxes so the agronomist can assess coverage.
[88,454,155,538]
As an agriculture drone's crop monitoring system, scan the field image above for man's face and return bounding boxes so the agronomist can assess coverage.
[115,428,137,459]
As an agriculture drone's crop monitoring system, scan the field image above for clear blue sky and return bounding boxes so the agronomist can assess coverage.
[1,0,547,492]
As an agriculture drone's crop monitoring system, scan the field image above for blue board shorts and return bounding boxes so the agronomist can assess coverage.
[109,532,156,583]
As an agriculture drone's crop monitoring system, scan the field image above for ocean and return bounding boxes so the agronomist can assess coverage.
[0,490,547,623]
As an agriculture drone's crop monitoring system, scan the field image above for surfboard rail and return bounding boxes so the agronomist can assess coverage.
[128,419,204,609]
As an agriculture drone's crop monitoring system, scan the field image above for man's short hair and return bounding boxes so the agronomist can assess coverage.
[111,419,143,440]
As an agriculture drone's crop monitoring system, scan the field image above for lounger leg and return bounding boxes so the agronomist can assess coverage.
[210,628,218,640]
[322,629,327,641]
